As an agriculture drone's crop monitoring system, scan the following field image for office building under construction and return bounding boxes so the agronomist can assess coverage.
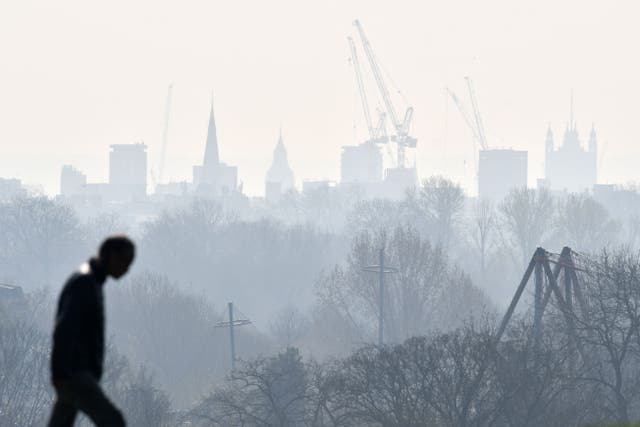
[340,20,418,198]
[340,143,383,185]
[448,78,528,200]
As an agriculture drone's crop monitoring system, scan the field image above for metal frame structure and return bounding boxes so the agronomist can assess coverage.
[495,246,589,351]
[352,20,416,168]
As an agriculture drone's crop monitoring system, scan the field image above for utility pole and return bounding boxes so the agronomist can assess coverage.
[215,302,251,374]
[363,248,398,346]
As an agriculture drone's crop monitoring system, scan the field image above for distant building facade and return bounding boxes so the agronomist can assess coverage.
[302,180,335,193]
[109,143,147,201]
[0,178,24,200]
[265,130,295,201]
[60,165,87,196]
[478,149,528,200]
[545,115,597,193]
[383,166,417,199]
[194,97,238,195]
[340,143,383,185]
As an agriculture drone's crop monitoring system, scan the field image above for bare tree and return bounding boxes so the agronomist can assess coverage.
[345,199,403,237]
[0,196,85,289]
[118,369,173,427]
[0,319,52,427]
[417,176,465,251]
[316,226,490,344]
[468,198,497,279]
[555,194,619,251]
[190,348,309,426]
[270,304,311,349]
[83,212,129,249]
[500,187,554,266]
[571,250,640,424]
[107,272,267,407]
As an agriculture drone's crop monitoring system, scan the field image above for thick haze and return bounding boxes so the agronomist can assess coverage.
[1,0,638,196]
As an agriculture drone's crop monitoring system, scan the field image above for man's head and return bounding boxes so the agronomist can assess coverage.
[98,235,135,279]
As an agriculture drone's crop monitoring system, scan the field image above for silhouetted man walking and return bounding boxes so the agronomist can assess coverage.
[48,236,135,427]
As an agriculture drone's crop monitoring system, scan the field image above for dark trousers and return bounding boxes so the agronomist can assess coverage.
[47,372,126,427]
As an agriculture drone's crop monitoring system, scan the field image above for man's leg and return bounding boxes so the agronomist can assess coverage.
[47,398,78,427]
[65,372,126,427]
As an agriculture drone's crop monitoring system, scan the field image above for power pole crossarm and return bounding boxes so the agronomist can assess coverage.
[215,302,251,374]
[363,248,398,346]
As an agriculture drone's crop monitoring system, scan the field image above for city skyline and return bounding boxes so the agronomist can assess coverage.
[1,1,638,196]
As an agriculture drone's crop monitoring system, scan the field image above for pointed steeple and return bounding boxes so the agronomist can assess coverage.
[569,89,574,131]
[275,127,286,154]
[563,91,580,149]
[589,123,597,153]
[545,123,554,153]
[266,128,295,194]
[202,93,220,184]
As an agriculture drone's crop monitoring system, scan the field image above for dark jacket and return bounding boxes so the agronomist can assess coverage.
[51,258,107,381]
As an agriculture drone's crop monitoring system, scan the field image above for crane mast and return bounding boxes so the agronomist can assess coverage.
[349,37,388,144]
[446,87,481,151]
[348,37,375,140]
[465,77,489,151]
[353,19,416,168]
[353,20,402,134]
[158,83,173,184]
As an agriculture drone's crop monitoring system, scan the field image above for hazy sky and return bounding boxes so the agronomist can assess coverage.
[1,0,639,196]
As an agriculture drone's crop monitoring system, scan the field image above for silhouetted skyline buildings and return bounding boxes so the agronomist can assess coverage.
[544,117,598,193]
[109,143,147,200]
[193,96,238,196]
[265,129,295,201]
[48,91,607,205]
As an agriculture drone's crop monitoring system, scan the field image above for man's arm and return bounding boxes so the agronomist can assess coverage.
[52,279,90,380]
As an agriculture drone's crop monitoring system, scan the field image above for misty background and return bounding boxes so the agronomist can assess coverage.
[1,1,639,196]
[5,1,640,426]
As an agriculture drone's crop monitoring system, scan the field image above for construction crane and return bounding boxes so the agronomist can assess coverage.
[446,87,480,153]
[446,77,489,151]
[465,77,489,151]
[158,83,173,185]
[348,37,388,144]
[353,19,416,168]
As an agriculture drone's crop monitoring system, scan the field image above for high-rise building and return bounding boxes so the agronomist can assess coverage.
[478,149,528,200]
[340,143,383,185]
[545,107,597,193]
[383,166,417,199]
[109,143,147,201]
[194,96,238,195]
[265,129,295,201]
[60,165,87,196]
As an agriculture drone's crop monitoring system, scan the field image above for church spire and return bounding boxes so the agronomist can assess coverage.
[589,122,597,153]
[545,123,554,154]
[266,128,295,195]
[569,90,574,131]
[202,93,220,184]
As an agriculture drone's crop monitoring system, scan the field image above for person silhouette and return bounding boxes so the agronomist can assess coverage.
[48,235,135,427]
